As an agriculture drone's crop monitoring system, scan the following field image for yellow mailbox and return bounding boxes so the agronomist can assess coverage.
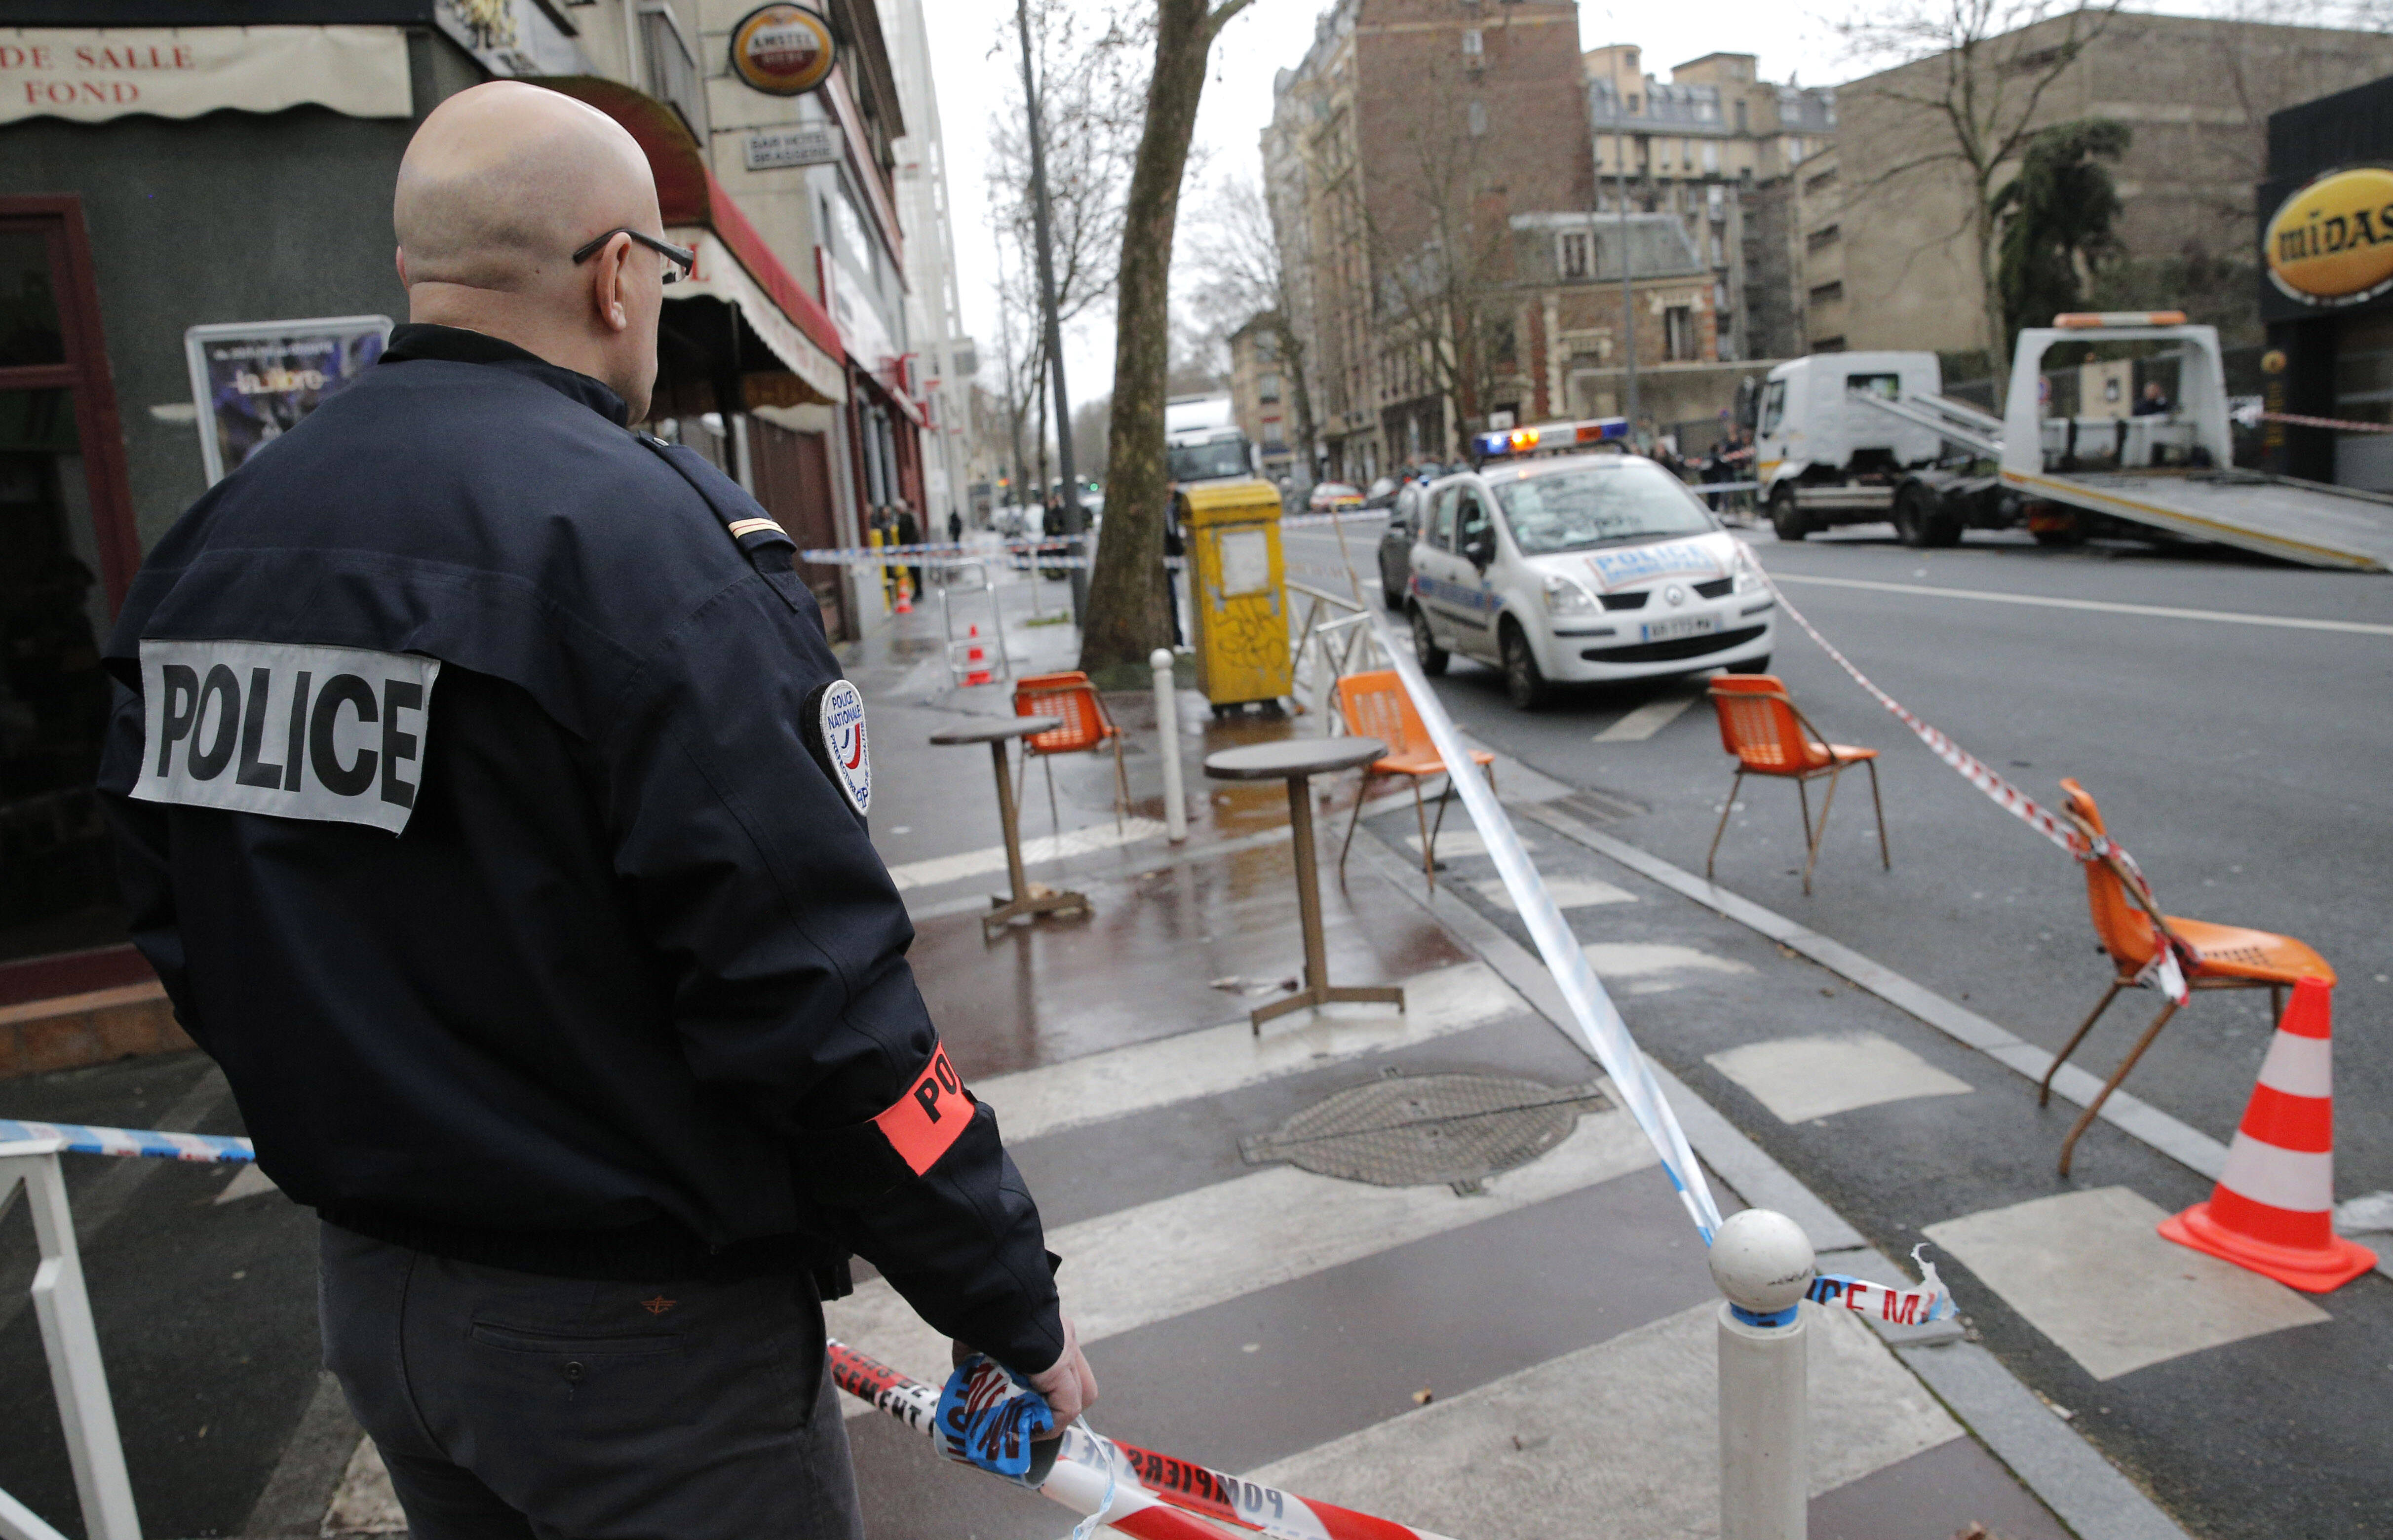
[1181,480,1293,712]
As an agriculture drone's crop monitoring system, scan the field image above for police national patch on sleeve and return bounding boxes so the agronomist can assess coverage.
[132,639,440,835]
[804,677,871,818]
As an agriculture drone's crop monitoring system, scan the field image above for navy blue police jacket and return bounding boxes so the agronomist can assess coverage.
[97,324,1063,1373]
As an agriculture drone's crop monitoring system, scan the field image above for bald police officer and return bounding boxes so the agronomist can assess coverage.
[98,81,1093,1540]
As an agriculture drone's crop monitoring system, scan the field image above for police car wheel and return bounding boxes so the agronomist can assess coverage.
[1502,624,1550,711]
[1409,607,1448,676]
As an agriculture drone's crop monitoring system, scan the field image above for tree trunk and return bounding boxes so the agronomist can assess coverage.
[1974,193,2010,413]
[1080,0,1246,675]
[1279,323,1318,487]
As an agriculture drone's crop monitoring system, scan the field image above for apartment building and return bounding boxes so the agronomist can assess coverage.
[1227,315,1299,483]
[1830,10,2393,361]
[1266,0,1595,481]
[1582,44,1837,366]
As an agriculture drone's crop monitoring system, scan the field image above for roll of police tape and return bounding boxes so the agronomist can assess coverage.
[0,1118,255,1163]
[825,1340,1455,1540]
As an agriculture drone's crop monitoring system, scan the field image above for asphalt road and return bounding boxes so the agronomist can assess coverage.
[1285,513,2393,1199]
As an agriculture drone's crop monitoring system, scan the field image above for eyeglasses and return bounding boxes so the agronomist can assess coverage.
[571,227,697,285]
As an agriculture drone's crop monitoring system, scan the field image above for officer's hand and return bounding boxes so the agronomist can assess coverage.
[1026,1315,1098,1427]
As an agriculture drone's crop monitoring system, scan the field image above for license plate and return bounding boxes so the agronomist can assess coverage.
[1640,616,1718,643]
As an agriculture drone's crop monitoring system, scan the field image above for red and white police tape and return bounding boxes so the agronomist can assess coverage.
[826,1340,1456,1540]
[1759,573,2191,1002]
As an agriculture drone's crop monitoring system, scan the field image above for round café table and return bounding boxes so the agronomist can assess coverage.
[929,715,1088,937]
[1205,737,1407,1033]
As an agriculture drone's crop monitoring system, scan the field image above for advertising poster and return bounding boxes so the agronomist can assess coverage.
[183,315,392,484]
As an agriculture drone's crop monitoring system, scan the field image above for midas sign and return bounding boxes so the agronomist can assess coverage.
[2266,166,2393,307]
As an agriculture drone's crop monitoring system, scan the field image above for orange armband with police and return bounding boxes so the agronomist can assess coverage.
[794,1041,985,1203]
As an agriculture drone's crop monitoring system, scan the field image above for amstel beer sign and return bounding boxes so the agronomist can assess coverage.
[729,3,835,96]
[2265,165,2393,308]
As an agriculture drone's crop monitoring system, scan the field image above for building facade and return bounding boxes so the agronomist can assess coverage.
[1828,11,2393,363]
[0,0,959,1040]
[1583,44,1836,367]
[1226,314,1298,483]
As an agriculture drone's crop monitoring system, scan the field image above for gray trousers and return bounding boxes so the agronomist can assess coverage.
[318,1223,864,1540]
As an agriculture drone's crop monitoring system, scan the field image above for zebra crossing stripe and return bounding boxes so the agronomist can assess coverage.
[824,1112,1659,1416]
[977,961,1522,1145]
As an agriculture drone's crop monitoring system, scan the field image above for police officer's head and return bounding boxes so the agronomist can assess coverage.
[394,81,670,420]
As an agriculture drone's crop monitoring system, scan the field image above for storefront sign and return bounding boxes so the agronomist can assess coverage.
[729,4,836,96]
[0,26,411,123]
[183,316,392,486]
[744,122,844,171]
[2264,165,2393,308]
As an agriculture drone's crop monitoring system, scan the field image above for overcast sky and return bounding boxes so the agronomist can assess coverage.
[910,1,1890,405]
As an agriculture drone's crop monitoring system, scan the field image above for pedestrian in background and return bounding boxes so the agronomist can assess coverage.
[894,500,924,601]
[98,80,1092,1540]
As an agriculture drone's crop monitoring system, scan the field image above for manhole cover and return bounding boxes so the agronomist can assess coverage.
[1241,1073,1608,1193]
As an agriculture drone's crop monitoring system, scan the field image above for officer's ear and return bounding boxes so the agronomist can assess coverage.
[588,232,632,335]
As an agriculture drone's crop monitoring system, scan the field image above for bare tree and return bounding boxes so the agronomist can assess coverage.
[1836,0,2120,403]
[1184,175,1320,482]
[1365,98,1518,454]
[1081,0,1256,675]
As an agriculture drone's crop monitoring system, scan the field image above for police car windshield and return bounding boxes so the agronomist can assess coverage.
[1492,462,1714,554]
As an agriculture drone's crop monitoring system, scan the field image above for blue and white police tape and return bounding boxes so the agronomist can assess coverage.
[934,1354,1055,1484]
[1365,612,1723,1242]
[0,1118,255,1163]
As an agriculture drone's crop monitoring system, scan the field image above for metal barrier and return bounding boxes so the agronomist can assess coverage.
[0,1134,145,1540]
[1285,581,1389,734]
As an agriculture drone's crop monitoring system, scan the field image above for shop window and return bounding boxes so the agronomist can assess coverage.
[0,201,142,1001]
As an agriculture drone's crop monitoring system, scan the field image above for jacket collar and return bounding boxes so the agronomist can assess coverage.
[382,323,631,427]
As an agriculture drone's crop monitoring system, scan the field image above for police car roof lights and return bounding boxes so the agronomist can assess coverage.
[1473,417,1630,460]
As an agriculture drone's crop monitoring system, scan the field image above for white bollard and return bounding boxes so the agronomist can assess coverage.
[1711,1208,1814,1540]
[1151,648,1188,843]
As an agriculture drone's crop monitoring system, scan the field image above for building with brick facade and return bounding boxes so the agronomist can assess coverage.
[1265,0,1597,481]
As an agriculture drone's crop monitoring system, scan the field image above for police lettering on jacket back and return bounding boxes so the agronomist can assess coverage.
[133,639,439,834]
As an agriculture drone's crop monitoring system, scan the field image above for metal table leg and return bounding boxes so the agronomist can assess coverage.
[982,739,1088,937]
[1251,771,1405,1032]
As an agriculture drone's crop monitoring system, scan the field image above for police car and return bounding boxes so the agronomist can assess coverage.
[1405,418,1775,709]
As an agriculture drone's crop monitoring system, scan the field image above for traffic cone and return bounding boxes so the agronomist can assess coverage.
[2159,976,2376,1292]
[895,569,913,615]
[964,625,992,687]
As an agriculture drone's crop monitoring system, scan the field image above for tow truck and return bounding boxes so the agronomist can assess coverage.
[1754,312,2393,570]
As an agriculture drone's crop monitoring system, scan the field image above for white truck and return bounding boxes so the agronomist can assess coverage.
[1753,314,2393,570]
[1166,394,1258,486]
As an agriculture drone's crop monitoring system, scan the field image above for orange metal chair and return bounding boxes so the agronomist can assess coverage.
[1703,674,1889,895]
[1012,670,1131,838]
[2041,778,2335,1175]
[1332,669,1495,890]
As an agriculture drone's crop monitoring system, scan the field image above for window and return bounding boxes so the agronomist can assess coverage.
[1681,138,1694,170]
[1559,230,1591,278]
[1804,166,1838,196]
[1461,28,1482,56]
[1846,373,1900,401]
[0,203,146,1000]
[1812,335,1848,352]
[1455,491,1493,555]
[639,4,708,142]
[1808,280,1845,305]
[1789,136,1806,164]
[1468,100,1487,136]
[1259,372,1281,403]
[1735,99,1747,133]
[1758,378,1787,435]
[1664,306,1696,361]
[1807,224,1841,253]
[1429,485,1460,549]
[1627,94,1639,113]
[1702,141,1719,173]
[1710,232,1724,265]
[1491,462,1713,553]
